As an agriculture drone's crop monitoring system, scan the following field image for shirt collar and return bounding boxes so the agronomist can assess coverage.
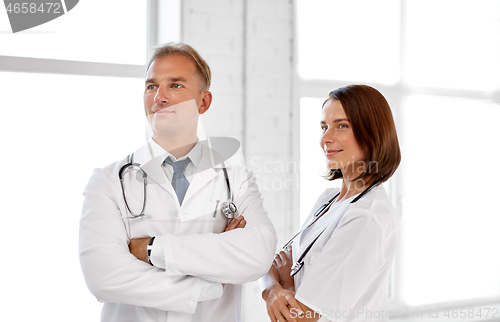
[148,137,202,169]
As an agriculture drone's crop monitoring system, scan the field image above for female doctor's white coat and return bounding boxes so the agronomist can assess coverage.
[291,185,399,322]
[79,141,277,322]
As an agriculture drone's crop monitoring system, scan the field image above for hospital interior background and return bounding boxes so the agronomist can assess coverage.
[1,0,499,321]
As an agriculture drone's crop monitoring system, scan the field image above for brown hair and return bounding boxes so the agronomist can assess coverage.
[146,42,211,92]
[323,85,401,184]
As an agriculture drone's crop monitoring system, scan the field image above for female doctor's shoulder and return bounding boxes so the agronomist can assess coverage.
[337,184,399,238]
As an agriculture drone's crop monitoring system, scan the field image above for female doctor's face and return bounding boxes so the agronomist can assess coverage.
[143,54,212,136]
[320,98,365,178]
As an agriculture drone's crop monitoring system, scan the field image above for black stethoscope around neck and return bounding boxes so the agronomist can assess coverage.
[283,177,382,277]
[118,152,238,219]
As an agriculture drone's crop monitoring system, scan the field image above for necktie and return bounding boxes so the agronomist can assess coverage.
[164,157,191,205]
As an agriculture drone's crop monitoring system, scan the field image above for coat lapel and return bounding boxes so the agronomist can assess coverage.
[182,143,220,205]
[132,143,178,203]
[129,141,226,220]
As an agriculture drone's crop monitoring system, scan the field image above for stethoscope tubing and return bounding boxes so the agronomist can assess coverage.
[119,153,148,218]
[118,152,237,220]
[287,177,383,276]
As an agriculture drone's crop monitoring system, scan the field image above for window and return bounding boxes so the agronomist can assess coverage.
[296,0,400,85]
[0,73,145,320]
[401,95,500,305]
[0,0,147,64]
[405,0,500,91]
[0,1,160,320]
[297,0,500,314]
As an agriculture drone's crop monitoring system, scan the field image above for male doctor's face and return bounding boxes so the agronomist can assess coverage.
[144,54,211,137]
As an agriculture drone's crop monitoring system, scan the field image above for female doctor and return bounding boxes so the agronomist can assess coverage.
[261,85,401,322]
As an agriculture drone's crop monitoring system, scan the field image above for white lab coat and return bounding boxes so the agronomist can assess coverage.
[79,141,277,322]
[292,185,399,322]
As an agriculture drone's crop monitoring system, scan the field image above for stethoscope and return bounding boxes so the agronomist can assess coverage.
[283,177,382,277]
[118,152,238,220]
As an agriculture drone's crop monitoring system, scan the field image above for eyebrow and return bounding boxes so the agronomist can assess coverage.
[145,76,188,84]
[320,118,349,124]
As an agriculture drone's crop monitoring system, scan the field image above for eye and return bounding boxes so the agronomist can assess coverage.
[338,123,349,129]
[172,83,183,89]
[146,84,157,90]
[321,125,328,132]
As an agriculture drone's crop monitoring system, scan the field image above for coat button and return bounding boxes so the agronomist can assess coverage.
[190,293,198,301]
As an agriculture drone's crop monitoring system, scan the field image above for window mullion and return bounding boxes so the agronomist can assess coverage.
[0,56,144,78]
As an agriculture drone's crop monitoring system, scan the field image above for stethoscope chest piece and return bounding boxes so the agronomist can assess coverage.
[220,200,237,219]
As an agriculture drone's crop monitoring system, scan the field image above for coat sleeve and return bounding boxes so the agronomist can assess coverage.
[79,167,212,313]
[159,166,278,284]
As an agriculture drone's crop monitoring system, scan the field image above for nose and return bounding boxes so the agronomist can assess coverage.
[154,85,169,104]
[320,128,334,148]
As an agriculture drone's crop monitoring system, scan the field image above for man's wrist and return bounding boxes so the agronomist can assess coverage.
[150,235,166,268]
[146,236,156,265]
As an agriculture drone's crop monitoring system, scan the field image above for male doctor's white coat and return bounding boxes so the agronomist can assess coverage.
[79,140,277,322]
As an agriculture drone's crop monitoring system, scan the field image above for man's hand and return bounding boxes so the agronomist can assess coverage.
[129,237,150,263]
[223,215,246,232]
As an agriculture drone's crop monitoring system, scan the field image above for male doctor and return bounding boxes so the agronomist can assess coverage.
[79,42,277,322]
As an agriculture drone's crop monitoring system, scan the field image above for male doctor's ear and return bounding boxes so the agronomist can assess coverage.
[198,91,212,115]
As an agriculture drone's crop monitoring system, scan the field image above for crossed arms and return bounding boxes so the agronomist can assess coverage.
[79,166,277,313]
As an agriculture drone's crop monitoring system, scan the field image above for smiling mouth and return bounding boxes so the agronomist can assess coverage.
[154,109,174,114]
[325,150,342,157]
